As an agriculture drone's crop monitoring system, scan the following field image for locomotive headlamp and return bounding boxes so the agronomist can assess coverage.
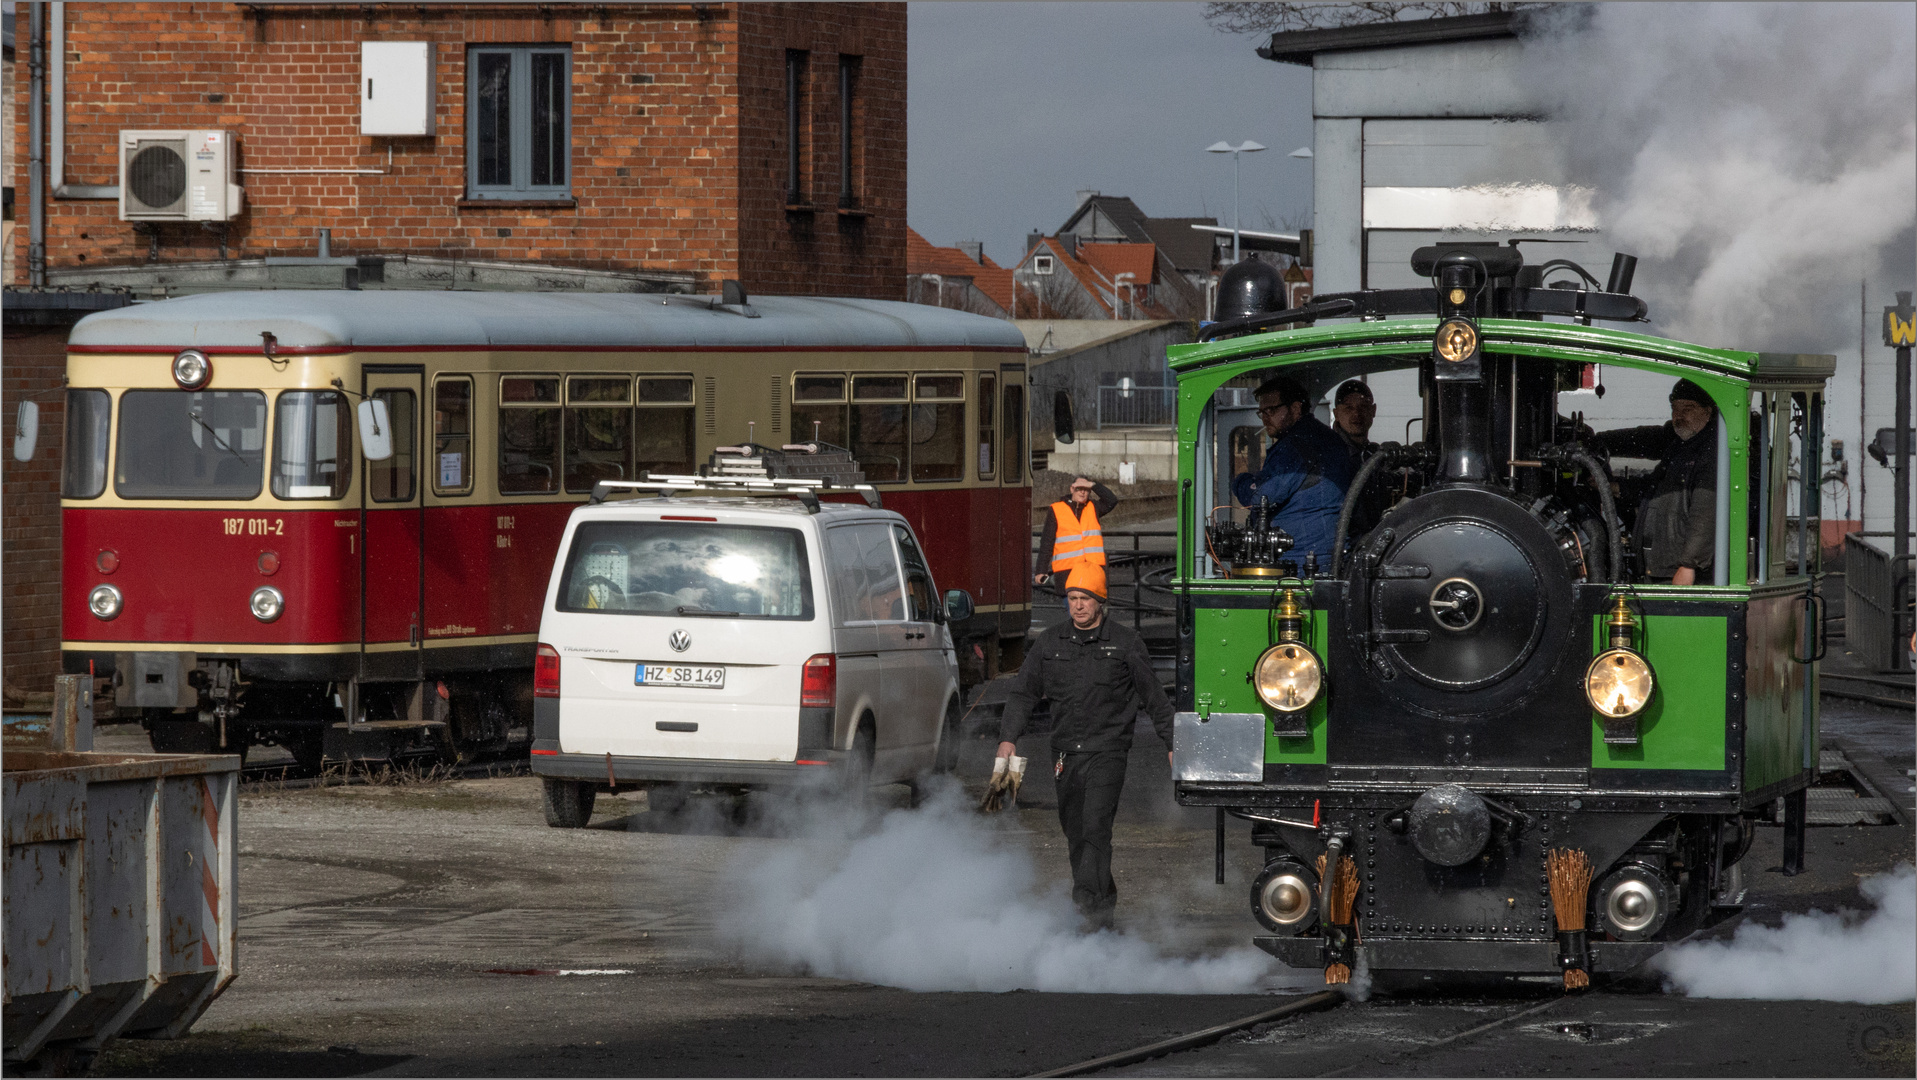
[88,584,123,621]
[249,585,285,623]
[1434,319,1478,364]
[172,349,212,391]
[1254,641,1323,713]
[1585,596,1654,718]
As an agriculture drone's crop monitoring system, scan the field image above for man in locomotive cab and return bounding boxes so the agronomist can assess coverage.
[1591,379,1719,585]
[997,564,1175,931]
[1331,379,1377,464]
[1035,475,1119,588]
[1231,376,1355,565]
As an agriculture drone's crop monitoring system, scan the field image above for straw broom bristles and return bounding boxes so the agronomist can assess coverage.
[1547,848,1594,990]
[1315,852,1361,985]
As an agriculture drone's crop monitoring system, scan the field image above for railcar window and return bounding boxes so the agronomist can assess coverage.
[115,390,266,500]
[272,391,351,500]
[792,373,847,447]
[499,376,559,495]
[556,522,813,620]
[850,375,908,482]
[433,377,474,495]
[910,374,966,482]
[1003,384,1026,484]
[977,373,997,478]
[368,389,417,503]
[635,377,696,476]
[564,376,633,493]
[824,523,905,624]
[62,389,111,499]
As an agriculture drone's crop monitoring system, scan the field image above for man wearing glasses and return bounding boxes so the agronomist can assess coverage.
[1035,475,1119,588]
[1231,376,1355,566]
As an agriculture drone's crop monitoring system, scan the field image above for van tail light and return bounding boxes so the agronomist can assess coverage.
[800,653,836,708]
[534,643,561,698]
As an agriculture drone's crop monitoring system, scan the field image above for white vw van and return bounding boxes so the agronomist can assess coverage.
[531,481,970,827]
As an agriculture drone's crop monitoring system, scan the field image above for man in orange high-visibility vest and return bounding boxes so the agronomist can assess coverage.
[1035,475,1118,587]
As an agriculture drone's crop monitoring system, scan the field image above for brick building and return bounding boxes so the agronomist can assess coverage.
[3,1,906,699]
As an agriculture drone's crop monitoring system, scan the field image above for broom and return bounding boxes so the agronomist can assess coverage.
[1547,848,1594,990]
[1315,852,1361,985]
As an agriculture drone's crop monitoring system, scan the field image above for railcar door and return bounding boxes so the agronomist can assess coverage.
[361,368,425,682]
[998,368,1030,643]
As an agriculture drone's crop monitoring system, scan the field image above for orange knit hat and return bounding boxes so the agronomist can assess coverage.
[1062,564,1107,601]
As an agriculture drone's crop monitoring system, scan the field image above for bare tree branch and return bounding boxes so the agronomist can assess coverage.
[1202,2,1532,35]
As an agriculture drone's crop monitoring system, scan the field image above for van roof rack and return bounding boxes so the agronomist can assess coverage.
[586,473,883,513]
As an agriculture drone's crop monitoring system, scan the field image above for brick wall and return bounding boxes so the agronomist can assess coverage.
[12,1,905,297]
[2,330,68,702]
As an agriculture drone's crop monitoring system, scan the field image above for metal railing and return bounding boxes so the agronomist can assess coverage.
[1030,529,1177,640]
[1843,532,1915,672]
[1095,385,1177,429]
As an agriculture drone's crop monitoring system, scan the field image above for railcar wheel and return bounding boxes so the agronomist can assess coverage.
[542,778,596,828]
[146,716,216,754]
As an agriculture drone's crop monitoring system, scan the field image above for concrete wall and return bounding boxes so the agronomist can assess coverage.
[1021,319,1192,444]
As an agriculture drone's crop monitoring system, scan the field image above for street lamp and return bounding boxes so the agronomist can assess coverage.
[1206,140,1266,265]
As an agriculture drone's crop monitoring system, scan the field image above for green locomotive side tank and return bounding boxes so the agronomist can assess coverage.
[1170,257,1834,983]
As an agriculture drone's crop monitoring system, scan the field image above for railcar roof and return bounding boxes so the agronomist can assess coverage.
[67,291,1031,352]
[1169,318,1835,384]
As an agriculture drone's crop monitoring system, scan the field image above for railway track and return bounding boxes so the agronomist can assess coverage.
[239,755,530,791]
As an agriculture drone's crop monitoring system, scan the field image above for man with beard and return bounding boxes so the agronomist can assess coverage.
[1592,379,1720,584]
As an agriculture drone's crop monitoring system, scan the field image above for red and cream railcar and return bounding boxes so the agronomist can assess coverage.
[60,291,1032,764]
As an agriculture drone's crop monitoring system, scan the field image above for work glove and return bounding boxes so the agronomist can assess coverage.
[979,754,1027,813]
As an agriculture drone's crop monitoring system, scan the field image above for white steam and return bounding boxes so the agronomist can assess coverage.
[1654,862,1916,1003]
[1522,3,1917,352]
[715,786,1278,994]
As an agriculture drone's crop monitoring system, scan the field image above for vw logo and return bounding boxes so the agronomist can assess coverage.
[668,630,692,653]
[1428,577,1484,632]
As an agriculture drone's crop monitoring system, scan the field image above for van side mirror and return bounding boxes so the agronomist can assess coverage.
[12,401,39,463]
[944,589,975,625]
[357,398,394,462]
[1053,389,1076,446]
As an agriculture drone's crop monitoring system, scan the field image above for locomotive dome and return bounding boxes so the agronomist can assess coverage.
[66,290,1031,352]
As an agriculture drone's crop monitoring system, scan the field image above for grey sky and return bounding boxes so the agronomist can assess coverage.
[906,2,1313,265]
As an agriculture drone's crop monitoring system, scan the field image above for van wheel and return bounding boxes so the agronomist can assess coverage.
[542,778,595,828]
[932,697,963,775]
[845,718,876,795]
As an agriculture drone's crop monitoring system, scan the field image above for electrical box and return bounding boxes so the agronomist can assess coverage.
[362,42,435,136]
[119,130,244,222]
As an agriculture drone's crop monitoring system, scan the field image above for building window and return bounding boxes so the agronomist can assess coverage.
[1033,255,1055,275]
[786,49,808,206]
[838,55,861,210]
[467,46,571,200]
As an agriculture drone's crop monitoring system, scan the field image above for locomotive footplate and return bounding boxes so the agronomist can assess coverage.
[1253,935,1665,975]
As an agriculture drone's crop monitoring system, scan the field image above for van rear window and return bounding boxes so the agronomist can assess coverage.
[556,522,814,620]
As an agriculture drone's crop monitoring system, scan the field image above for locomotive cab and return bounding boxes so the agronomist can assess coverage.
[1172,245,1832,984]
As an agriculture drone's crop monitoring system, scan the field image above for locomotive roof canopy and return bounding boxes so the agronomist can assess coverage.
[1168,318,1836,399]
[66,291,1032,353]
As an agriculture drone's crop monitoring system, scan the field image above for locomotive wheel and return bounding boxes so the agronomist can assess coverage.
[542,778,596,828]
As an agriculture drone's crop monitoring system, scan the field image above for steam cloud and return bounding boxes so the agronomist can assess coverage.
[715,786,1278,994]
[1522,3,1917,352]
[1654,862,1915,1003]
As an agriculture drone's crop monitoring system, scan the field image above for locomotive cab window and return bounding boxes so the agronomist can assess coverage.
[434,376,474,495]
[499,375,559,495]
[116,390,266,500]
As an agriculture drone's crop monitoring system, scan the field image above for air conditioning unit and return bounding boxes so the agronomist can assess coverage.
[119,130,244,222]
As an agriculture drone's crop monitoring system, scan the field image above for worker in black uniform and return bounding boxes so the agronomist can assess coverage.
[995,563,1174,931]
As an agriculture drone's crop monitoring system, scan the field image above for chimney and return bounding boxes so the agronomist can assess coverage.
[1025,232,1043,256]
[1076,190,1100,207]
[1060,234,1078,259]
[956,240,984,265]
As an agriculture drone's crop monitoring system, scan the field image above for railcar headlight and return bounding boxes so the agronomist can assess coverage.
[1253,642,1323,713]
[88,584,123,621]
[1586,647,1654,718]
[1434,319,1477,363]
[249,585,285,623]
[172,349,212,391]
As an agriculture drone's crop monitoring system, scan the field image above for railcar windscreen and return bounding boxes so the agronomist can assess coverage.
[62,389,111,499]
[115,390,266,499]
[272,391,351,500]
[556,521,815,620]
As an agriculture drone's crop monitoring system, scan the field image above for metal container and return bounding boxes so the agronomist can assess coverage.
[3,676,239,1069]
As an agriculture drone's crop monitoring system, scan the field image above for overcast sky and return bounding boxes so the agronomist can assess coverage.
[906,2,1314,265]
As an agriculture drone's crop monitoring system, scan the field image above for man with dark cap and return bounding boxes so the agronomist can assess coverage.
[1592,379,1720,584]
[996,563,1174,931]
[1331,379,1377,465]
[1231,375,1356,566]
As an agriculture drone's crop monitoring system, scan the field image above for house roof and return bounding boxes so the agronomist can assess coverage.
[907,229,1015,315]
[1138,217,1220,273]
[1257,10,1532,65]
[1078,243,1157,288]
[1020,237,1173,320]
[1061,195,1153,243]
